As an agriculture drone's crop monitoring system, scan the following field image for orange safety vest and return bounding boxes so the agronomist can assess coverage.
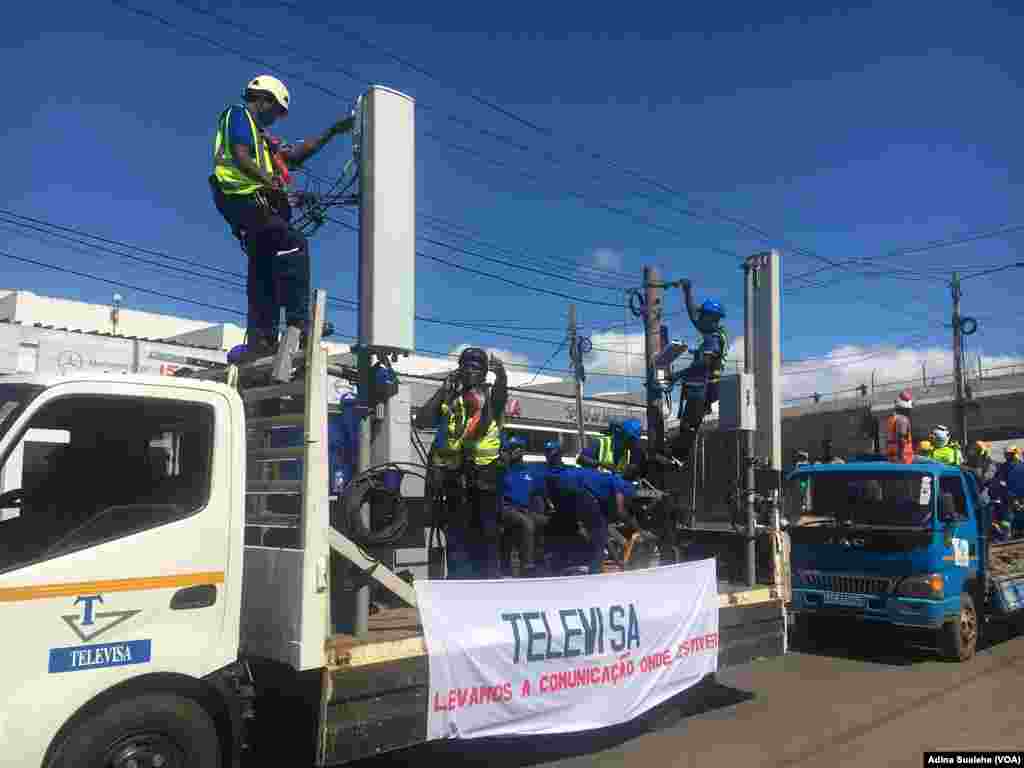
[886,413,913,464]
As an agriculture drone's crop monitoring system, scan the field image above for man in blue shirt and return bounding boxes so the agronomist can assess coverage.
[211,74,354,362]
[542,442,608,575]
[500,436,549,577]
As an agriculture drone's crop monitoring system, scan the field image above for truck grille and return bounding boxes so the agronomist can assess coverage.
[802,573,892,595]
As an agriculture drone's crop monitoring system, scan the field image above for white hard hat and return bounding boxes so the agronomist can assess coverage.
[245,75,290,112]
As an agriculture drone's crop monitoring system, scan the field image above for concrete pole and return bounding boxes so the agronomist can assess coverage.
[643,267,664,456]
[569,305,585,451]
[743,259,757,588]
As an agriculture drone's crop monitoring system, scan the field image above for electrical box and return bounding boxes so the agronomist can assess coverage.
[718,372,756,431]
[358,86,415,352]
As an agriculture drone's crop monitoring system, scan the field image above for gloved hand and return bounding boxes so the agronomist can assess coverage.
[639,529,659,543]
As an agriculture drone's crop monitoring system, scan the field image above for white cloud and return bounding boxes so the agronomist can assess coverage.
[780,344,1024,402]
[591,247,623,272]
[585,330,647,377]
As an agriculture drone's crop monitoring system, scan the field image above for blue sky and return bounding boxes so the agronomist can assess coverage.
[3,1,1023,400]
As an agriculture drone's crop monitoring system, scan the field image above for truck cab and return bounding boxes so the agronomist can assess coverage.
[786,460,1001,661]
[0,374,247,767]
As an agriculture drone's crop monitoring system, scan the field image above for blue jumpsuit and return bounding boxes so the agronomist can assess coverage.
[544,466,608,574]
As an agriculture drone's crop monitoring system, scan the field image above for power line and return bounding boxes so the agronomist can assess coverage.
[426,131,740,257]
[418,234,629,293]
[417,213,632,284]
[128,0,801,267]
[0,249,249,318]
[326,214,625,309]
[0,209,246,280]
[270,0,852,271]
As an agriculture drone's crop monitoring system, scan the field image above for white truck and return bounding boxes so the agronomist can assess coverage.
[0,291,784,768]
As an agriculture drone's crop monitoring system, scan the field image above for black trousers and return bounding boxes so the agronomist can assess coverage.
[462,463,504,580]
[210,180,310,344]
[502,496,549,572]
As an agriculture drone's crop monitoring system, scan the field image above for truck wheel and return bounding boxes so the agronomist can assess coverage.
[940,592,978,662]
[47,692,220,768]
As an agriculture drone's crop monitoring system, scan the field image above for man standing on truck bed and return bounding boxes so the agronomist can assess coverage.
[886,389,914,464]
[415,347,508,579]
[210,74,354,362]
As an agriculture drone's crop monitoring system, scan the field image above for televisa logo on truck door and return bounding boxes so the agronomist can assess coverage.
[48,594,152,674]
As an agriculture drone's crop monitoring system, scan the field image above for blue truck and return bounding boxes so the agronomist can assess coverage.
[787,460,1024,661]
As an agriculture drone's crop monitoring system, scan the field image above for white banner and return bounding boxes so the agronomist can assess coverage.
[414,559,719,740]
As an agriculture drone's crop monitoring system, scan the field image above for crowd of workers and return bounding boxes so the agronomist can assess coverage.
[882,388,1024,538]
[412,346,662,579]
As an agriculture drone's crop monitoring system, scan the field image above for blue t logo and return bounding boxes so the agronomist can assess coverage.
[74,595,104,626]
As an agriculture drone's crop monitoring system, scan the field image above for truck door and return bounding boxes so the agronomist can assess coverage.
[939,474,976,607]
[0,381,237,767]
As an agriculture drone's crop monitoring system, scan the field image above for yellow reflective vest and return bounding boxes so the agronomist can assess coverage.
[432,392,503,468]
[212,106,273,196]
[431,398,467,469]
[932,443,963,466]
[594,435,630,473]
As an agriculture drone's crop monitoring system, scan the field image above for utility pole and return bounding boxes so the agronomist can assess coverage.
[568,304,585,450]
[642,266,665,456]
[951,271,967,447]
[743,258,758,588]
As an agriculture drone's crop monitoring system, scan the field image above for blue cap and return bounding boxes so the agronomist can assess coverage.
[700,299,725,318]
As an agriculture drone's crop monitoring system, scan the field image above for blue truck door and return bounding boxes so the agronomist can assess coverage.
[939,474,976,613]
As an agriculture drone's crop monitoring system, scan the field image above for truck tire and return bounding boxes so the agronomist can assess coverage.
[940,592,978,662]
[47,692,221,768]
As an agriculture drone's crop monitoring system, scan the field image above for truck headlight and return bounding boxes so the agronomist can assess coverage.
[895,573,944,599]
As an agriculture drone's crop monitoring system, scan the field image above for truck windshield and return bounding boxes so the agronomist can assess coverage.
[787,471,934,528]
[0,384,44,444]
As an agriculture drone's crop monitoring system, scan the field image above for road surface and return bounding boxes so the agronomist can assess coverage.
[360,619,1024,768]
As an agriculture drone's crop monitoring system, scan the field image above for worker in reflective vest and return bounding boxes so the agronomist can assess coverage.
[885,389,914,464]
[210,75,353,363]
[580,418,650,480]
[929,425,963,466]
[415,347,507,579]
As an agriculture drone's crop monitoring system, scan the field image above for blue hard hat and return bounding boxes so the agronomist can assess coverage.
[544,440,562,464]
[621,419,643,441]
[700,299,725,318]
[505,435,527,450]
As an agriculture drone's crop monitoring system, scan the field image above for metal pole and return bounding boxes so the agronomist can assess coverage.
[352,347,372,638]
[743,259,757,588]
[569,305,585,451]
[952,272,967,447]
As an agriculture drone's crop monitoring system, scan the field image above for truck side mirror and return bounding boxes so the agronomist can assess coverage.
[939,492,957,524]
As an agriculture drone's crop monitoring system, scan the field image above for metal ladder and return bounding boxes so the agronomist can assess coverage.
[198,290,417,609]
